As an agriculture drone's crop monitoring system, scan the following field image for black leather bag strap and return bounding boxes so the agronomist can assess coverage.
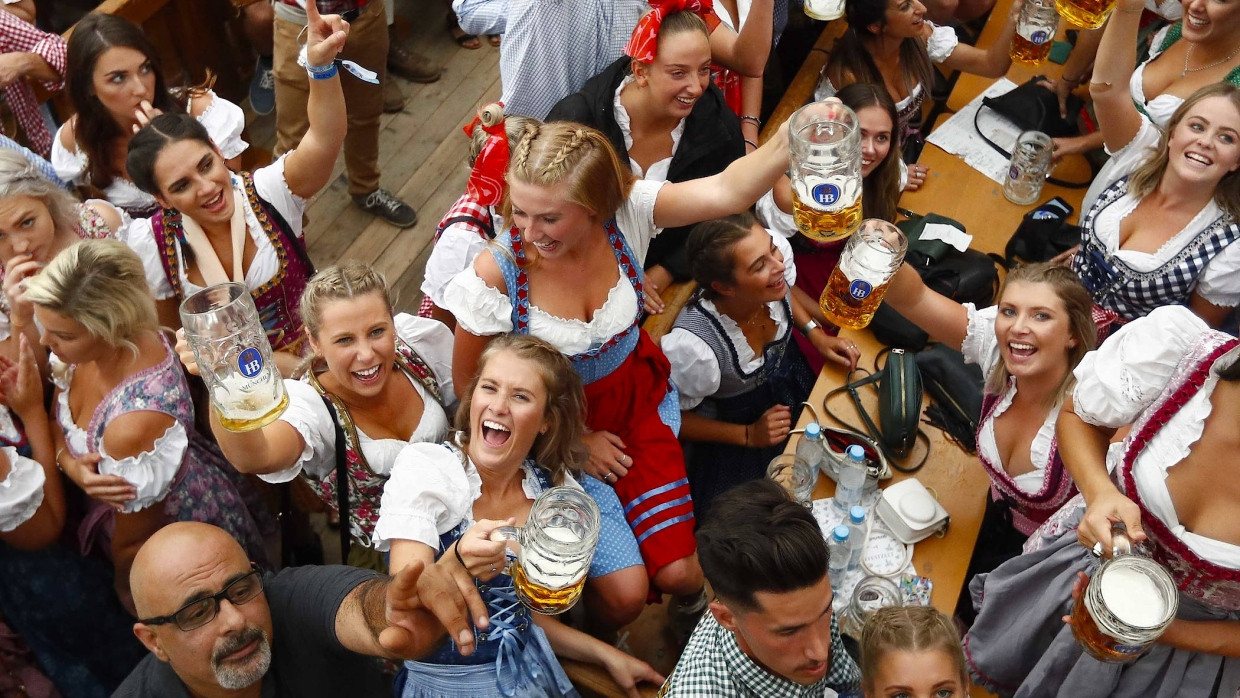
[973,105,1091,189]
[824,368,931,473]
[321,393,350,564]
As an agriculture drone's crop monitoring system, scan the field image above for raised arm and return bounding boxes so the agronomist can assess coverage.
[881,263,970,349]
[709,0,774,77]
[1087,0,1147,153]
[1056,395,1143,554]
[938,0,1020,78]
[653,121,789,229]
[282,1,349,199]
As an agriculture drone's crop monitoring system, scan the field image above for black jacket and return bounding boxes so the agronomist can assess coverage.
[547,57,745,281]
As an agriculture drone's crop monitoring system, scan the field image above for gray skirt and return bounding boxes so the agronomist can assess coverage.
[963,511,1240,698]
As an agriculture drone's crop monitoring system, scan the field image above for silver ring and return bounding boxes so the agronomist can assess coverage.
[604,472,614,482]
[490,564,497,574]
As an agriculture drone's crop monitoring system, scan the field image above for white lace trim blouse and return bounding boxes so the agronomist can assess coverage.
[1072,304,1240,567]
[661,230,798,410]
[420,209,506,308]
[258,314,456,484]
[613,75,685,181]
[441,179,665,354]
[52,353,188,514]
[51,90,248,213]
[0,445,45,532]
[127,154,307,301]
[960,303,1057,494]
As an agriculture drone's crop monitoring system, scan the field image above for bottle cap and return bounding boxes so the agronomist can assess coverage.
[849,505,866,523]
[805,422,821,438]
[832,525,850,542]
[846,444,865,461]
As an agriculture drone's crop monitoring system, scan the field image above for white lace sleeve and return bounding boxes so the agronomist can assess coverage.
[262,379,336,483]
[0,446,45,532]
[1071,305,1207,427]
[662,328,721,410]
[959,303,1001,375]
[98,421,190,513]
[754,190,797,239]
[50,124,86,183]
[421,224,493,307]
[125,217,176,300]
[771,229,797,287]
[394,313,457,408]
[252,154,306,237]
[373,443,479,551]
[197,91,249,160]
[440,263,514,337]
[926,23,960,63]
[616,179,667,266]
[1192,241,1240,309]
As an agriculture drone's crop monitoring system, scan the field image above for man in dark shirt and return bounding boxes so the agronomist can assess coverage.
[114,522,486,697]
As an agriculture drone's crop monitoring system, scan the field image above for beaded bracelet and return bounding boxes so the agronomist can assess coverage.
[744,138,758,150]
[741,115,761,127]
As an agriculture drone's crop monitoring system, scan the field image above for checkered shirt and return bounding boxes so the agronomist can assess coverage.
[417,193,496,317]
[1072,176,1240,321]
[658,611,861,698]
[276,0,369,15]
[0,12,65,158]
[452,0,649,120]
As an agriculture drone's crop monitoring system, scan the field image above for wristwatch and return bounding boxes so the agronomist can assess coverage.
[802,319,820,335]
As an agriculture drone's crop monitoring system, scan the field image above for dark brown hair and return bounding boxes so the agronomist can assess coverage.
[838,83,902,223]
[686,212,760,298]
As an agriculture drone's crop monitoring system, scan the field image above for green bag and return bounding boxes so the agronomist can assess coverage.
[825,348,930,473]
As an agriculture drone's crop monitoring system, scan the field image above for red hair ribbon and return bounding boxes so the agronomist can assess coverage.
[462,108,509,207]
[624,0,721,63]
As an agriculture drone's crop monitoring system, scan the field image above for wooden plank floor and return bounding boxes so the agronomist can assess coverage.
[245,0,501,316]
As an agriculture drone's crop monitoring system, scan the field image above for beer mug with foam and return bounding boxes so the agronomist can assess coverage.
[494,486,600,615]
[1011,0,1059,65]
[1070,527,1178,662]
[180,283,288,432]
[804,0,846,20]
[820,219,907,330]
[789,101,863,244]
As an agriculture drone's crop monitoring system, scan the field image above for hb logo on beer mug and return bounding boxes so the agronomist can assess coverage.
[493,486,600,615]
[180,283,289,432]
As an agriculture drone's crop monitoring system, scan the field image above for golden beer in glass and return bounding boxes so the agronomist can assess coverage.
[1012,0,1058,65]
[789,101,864,244]
[1054,0,1115,29]
[820,219,907,330]
[495,486,600,615]
[1011,33,1053,64]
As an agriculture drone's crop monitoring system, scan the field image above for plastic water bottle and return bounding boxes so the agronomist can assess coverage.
[847,506,867,572]
[829,525,851,591]
[796,422,827,477]
[834,445,867,512]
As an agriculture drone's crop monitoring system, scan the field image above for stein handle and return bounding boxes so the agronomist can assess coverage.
[491,525,522,575]
[1110,522,1133,558]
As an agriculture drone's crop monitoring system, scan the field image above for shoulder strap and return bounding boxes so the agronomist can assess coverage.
[823,357,930,473]
[320,391,351,564]
[393,337,445,405]
[243,171,317,277]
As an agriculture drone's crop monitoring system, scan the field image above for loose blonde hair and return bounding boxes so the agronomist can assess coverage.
[987,263,1096,403]
[502,122,634,222]
[1128,83,1240,218]
[468,103,539,166]
[455,334,588,483]
[860,606,968,693]
[24,240,157,356]
[298,260,394,340]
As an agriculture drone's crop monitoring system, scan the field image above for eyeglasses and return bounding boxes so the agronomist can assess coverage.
[138,567,264,632]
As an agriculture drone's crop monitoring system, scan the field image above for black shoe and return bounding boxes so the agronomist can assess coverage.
[352,188,417,228]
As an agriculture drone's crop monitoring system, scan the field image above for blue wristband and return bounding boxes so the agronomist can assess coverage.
[307,60,338,80]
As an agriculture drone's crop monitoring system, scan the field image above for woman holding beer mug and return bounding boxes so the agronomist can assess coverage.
[25,240,270,611]
[965,304,1240,695]
[1068,75,1240,331]
[123,0,350,374]
[818,0,1021,165]
[441,120,790,631]
[884,262,1096,577]
[1047,0,1240,162]
[661,213,859,519]
[376,335,663,698]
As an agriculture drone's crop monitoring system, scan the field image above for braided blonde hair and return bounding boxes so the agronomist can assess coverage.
[467,102,538,166]
[501,122,634,221]
[299,260,394,339]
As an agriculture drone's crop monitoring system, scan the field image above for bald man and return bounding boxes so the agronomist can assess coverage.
[115,522,487,698]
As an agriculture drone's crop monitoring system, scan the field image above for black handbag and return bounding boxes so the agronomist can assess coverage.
[1002,196,1082,268]
[973,76,1092,189]
[915,343,984,453]
[825,348,930,472]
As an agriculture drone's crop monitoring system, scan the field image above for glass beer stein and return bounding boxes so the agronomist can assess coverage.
[804,0,846,20]
[1004,131,1054,205]
[789,101,863,244]
[1011,0,1059,65]
[1070,529,1178,662]
[1055,0,1115,29]
[495,486,600,615]
[766,454,816,507]
[820,219,907,330]
[180,283,288,432]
